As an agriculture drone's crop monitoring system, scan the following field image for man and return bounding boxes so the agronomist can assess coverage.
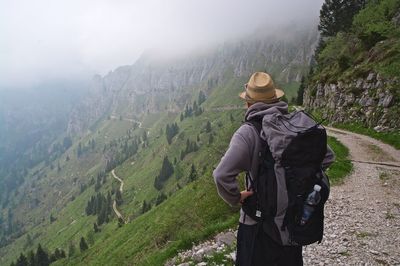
[213,72,335,265]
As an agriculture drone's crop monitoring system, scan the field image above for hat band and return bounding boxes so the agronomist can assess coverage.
[248,86,274,93]
[245,90,278,102]
[246,87,276,100]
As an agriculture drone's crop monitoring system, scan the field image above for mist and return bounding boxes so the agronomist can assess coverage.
[0,0,324,89]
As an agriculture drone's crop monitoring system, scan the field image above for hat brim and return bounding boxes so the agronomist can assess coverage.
[239,88,285,103]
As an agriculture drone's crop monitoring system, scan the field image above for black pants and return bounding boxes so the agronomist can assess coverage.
[236,223,303,266]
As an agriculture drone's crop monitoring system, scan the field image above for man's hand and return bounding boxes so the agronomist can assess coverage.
[240,190,253,204]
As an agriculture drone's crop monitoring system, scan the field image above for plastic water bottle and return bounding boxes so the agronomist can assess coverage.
[300,184,322,225]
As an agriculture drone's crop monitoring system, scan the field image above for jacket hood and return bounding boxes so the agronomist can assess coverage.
[245,101,289,121]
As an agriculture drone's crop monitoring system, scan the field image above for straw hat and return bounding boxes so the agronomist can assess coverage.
[239,72,284,103]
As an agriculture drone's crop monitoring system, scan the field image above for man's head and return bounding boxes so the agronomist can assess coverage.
[239,72,284,105]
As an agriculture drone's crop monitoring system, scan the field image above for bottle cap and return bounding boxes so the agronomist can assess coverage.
[314,184,321,192]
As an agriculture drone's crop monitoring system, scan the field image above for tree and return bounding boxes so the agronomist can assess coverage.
[49,213,56,223]
[16,253,28,266]
[296,76,306,106]
[154,156,174,190]
[79,237,89,252]
[318,0,365,37]
[205,121,212,133]
[35,244,49,266]
[188,164,198,182]
[141,200,151,214]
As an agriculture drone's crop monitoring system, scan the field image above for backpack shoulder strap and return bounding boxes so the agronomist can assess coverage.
[244,116,262,135]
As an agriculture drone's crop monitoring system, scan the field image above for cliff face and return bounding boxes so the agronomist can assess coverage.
[67,25,319,136]
[304,73,399,131]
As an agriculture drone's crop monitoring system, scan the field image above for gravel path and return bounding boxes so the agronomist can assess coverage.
[303,129,400,266]
[166,128,400,266]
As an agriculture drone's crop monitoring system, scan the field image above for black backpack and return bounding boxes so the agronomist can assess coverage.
[242,111,330,246]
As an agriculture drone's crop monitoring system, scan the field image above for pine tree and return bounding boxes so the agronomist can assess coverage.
[35,244,49,266]
[319,0,365,37]
[154,156,174,190]
[205,121,212,132]
[79,237,89,252]
[16,253,28,266]
[296,76,306,106]
[188,164,198,182]
[142,200,151,214]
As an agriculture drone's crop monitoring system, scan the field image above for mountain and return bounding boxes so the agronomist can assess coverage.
[1,23,318,265]
[67,23,318,136]
[303,0,400,132]
[0,84,85,208]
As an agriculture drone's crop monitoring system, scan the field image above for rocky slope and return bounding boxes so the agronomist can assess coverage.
[304,72,399,131]
[67,24,319,136]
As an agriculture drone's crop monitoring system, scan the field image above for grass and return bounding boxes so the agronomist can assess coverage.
[333,122,400,150]
[326,136,353,185]
[3,106,353,266]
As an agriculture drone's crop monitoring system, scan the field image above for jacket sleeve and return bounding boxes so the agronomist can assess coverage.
[213,128,252,206]
[322,145,335,170]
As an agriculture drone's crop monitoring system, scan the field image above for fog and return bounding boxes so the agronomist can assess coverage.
[0,0,324,89]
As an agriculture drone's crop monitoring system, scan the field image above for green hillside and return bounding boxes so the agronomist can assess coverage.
[1,22,333,266]
[3,87,351,266]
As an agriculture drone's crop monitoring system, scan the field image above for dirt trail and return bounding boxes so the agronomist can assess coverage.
[302,128,400,265]
[111,169,127,223]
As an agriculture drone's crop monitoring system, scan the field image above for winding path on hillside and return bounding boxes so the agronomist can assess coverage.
[167,127,400,265]
[110,115,150,130]
[111,169,127,224]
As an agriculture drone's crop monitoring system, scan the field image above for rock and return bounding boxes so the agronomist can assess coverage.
[229,252,236,262]
[196,263,207,266]
[369,250,379,255]
[367,73,376,82]
[382,94,393,108]
[216,231,236,246]
[337,247,347,254]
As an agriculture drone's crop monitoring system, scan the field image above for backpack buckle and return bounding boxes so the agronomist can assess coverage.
[256,210,262,218]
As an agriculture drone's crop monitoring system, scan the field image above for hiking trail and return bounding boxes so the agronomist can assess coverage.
[111,169,128,224]
[166,127,400,266]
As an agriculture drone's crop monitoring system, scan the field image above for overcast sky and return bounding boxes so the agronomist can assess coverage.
[0,0,324,89]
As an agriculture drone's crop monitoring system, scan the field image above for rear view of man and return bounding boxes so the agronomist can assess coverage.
[213,72,335,265]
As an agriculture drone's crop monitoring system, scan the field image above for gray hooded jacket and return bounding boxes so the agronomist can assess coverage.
[213,101,335,225]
